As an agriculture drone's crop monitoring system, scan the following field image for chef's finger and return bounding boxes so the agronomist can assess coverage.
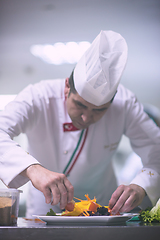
[57,178,74,209]
[111,194,129,214]
[109,185,125,209]
[48,174,72,209]
[49,184,61,206]
[55,182,69,209]
[110,185,135,214]
[119,196,136,213]
[63,177,74,203]
[119,185,145,213]
[43,187,57,204]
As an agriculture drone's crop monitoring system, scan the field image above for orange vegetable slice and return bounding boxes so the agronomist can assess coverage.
[62,194,101,216]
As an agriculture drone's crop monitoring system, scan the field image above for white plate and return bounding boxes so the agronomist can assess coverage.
[33,213,138,226]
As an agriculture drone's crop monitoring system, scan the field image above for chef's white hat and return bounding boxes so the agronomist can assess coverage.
[74,30,128,106]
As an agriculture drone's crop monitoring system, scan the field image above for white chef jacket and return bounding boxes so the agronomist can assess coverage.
[0,79,160,217]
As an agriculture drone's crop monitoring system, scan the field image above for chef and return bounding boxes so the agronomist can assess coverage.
[0,30,160,217]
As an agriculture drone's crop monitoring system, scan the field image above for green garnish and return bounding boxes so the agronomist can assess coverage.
[139,208,152,222]
[46,208,57,216]
[139,198,160,223]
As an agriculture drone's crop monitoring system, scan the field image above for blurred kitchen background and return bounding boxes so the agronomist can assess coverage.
[0,0,160,216]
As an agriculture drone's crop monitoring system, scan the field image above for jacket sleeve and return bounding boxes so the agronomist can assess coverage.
[0,85,42,188]
[124,93,160,206]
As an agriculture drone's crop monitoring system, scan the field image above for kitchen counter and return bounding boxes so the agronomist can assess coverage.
[0,217,160,240]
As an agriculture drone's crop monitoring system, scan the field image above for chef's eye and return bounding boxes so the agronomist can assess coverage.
[74,101,87,109]
[93,108,107,113]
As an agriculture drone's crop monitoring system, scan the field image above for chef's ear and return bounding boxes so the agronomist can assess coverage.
[64,78,70,97]
[65,78,70,88]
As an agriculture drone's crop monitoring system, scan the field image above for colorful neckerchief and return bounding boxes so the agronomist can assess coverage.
[63,128,88,176]
[63,122,80,132]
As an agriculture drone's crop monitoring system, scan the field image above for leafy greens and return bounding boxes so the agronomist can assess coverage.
[139,198,160,223]
[46,208,57,216]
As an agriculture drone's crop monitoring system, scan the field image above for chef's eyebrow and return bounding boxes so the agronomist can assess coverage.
[73,100,87,108]
[93,107,108,112]
[73,99,108,111]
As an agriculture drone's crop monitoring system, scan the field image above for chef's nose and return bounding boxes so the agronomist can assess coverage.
[81,111,93,123]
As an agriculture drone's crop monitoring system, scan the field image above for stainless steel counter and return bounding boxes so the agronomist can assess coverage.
[0,217,160,240]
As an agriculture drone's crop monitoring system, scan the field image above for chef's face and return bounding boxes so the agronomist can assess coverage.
[64,79,112,129]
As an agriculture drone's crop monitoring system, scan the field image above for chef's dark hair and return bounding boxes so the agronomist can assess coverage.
[68,69,116,103]
[68,70,77,95]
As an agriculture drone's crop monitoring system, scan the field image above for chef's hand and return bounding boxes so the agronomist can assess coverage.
[109,184,146,215]
[21,164,74,209]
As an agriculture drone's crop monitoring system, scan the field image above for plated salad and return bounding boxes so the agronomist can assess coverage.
[47,194,114,217]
